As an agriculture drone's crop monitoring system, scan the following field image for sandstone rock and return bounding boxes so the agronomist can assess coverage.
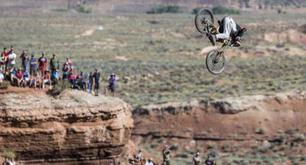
[0,89,133,164]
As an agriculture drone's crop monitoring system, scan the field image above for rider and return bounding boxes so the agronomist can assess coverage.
[207,16,247,47]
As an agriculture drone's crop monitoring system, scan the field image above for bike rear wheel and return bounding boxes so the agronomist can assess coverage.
[206,50,225,74]
[195,9,214,34]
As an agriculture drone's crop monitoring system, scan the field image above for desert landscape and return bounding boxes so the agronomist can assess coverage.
[0,0,305,164]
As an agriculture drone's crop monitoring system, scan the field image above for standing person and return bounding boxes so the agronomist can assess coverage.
[20,50,28,71]
[38,52,48,77]
[107,73,117,96]
[30,54,37,76]
[93,69,100,96]
[49,54,57,73]
[1,48,9,72]
[192,152,202,165]
[7,50,17,71]
[162,145,171,165]
[88,72,93,94]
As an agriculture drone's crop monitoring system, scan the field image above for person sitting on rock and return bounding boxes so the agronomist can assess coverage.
[192,152,202,165]
[135,149,143,162]
[0,70,4,83]
[42,70,51,89]
[15,68,24,87]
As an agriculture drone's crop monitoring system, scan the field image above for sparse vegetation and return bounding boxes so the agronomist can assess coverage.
[0,81,9,90]
[48,80,71,96]
[212,6,240,15]
[147,5,182,14]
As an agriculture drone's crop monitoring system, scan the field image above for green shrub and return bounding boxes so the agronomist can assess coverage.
[2,149,16,160]
[147,5,182,14]
[76,4,92,14]
[191,7,202,15]
[212,6,240,15]
[0,81,9,90]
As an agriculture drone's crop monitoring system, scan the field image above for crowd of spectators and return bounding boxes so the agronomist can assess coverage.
[0,46,117,96]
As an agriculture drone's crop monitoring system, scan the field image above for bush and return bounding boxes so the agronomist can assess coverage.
[147,5,182,14]
[191,7,202,15]
[76,4,92,14]
[212,6,240,15]
[0,81,9,90]
[48,80,71,96]
[2,149,16,160]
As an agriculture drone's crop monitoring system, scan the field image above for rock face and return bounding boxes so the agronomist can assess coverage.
[0,89,133,164]
[133,91,306,157]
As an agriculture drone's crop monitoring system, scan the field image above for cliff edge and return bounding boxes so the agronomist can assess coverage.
[0,89,133,165]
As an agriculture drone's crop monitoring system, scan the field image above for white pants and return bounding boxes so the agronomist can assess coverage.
[216,17,237,40]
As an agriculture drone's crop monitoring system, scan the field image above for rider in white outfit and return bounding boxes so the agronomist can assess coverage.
[208,16,246,47]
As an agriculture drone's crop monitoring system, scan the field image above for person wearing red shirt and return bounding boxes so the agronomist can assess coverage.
[38,52,48,77]
[15,68,24,87]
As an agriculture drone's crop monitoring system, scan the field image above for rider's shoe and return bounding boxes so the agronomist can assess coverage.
[233,36,241,47]
[207,33,216,46]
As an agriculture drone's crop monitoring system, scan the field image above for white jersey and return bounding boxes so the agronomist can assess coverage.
[8,53,16,65]
[216,16,237,40]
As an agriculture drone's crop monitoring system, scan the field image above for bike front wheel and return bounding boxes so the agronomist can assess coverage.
[206,50,225,75]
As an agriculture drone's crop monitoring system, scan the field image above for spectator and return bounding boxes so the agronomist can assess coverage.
[77,71,86,91]
[50,54,57,73]
[62,61,70,80]
[23,71,30,87]
[1,47,9,72]
[93,69,100,96]
[30,54,37,76]
[2,157,16,165]
[15,68,24,87]
[107,73,117,96]
[9,67,17,83]
[68,71,77,88]
[0,70,4,83]
[42,70,51,89]
[29,73,37,89]
[51,69,59,83]
[20,50,27,71]
[88,72,93,94]
[7,50,17,70]
[38,52,48,77]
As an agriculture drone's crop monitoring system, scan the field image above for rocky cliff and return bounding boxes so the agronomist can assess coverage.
[132,91,306,163]
[0,88,133,165]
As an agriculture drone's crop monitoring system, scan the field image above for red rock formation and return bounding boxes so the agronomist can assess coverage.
[0,89,133,165]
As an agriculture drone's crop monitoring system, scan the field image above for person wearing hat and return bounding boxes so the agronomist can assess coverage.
[192,152,202,165]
